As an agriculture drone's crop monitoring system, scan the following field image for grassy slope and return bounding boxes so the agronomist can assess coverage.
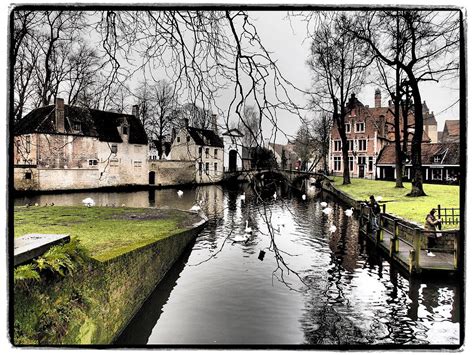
[333,177,460,228]
[14,206,188,261]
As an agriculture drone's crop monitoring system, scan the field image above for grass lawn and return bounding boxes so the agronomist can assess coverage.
[14,206,195,262]
[332,177,461,229]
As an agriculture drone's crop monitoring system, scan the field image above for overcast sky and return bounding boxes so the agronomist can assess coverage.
[248,10,460,143]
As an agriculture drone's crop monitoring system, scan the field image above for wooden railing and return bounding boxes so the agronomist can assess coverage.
[358,203,460,274]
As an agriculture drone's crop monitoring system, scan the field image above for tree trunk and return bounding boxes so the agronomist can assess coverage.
[406,72,426,197]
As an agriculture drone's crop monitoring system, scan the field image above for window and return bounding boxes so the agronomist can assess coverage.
[205,162,209,172]
[214,149,218,159]
[355,122,365,133]
[177,136,181,143]
[348,156,354,171]
[205,148,209,158]
[214,162,218,172]
[186,135,191,142]
[110,159,119,167]
[432,168,442,180]
[111,144,118,154]
[345,123,351,133]
[334,156,342,171]
[348,139,354,151]
[24,172,32,180]
[72,122,81,132]
[358,156,366,165]
[358,139,367,151]
[122,125,128,135]
[334,140,342,152]
[16,140,20,154]
[88,159,98,166]
[198,162,203,172]
[368,157,373,171]
[134,160,142,168]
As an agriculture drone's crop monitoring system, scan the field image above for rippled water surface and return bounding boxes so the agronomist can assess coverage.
[15,185,461,346]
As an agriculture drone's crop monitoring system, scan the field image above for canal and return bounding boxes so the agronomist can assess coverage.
[15,184,461,346]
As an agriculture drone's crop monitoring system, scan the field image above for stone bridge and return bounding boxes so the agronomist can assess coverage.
[223,169,331,188]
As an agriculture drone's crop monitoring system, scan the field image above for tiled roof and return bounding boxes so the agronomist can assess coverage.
[186,127,224,147]
[444,120,460,136]
[222,128,244,137]
[14,104,148,144]
[377,142,460,166]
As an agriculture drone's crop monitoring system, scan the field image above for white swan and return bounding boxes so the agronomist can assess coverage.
[273,191,277,200]
[322,207,333,215]
[232,234,248,243]
[240,192,246,201]
[344,207,354,217]
[329,224,337,233]
[177,190,184,198]
[245,220,252,234]
[82,197,95,207]
[320,201,328,208]
[189,204,201,212]
[302,194,307,201]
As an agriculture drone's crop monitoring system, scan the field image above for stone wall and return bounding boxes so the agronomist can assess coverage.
[149,160,196,186]
[13,219,207,345]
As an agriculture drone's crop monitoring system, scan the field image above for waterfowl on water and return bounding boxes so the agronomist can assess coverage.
[329,224,337,233]
[177,190,184,198]
[322,207,333,215]
[320,201,328,208]
[344,207,354,217]
[245,220,252,234]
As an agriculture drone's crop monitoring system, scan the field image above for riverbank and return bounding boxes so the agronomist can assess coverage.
[331,177,460,228]
[13,206,207,345]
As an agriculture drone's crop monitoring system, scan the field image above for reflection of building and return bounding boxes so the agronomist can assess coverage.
[169,125,224,183]
[222,128,244,172]
[14,98,148,191]
[329,89,437,179]
[376,142,460,184]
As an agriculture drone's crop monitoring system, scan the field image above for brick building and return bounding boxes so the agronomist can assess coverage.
[14,98,149,191]
[329,89,437,179]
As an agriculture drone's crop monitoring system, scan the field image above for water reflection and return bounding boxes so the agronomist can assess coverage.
[14,184,461,346]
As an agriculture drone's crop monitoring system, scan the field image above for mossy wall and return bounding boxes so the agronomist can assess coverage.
[13,225,204,345]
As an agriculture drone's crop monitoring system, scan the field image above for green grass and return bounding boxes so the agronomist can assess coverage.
[333,177,460,229]
[14,206,189,262]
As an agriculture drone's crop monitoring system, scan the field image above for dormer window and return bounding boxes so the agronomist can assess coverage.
[72,121,81,132]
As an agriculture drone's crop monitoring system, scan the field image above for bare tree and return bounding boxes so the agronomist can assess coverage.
[307,12,371,185]
[238,105,262,148]
[351,10,460,196]
[311,114,332,174]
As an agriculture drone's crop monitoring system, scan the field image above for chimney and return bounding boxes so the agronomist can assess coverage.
[183,117,189,128]
[132,105,139,118]
[211,113,218,133]
[55,98,65,133]
[374,88,381,108]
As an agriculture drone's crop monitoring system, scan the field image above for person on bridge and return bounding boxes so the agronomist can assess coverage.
[424,208,442,257]
[368,195,381,232]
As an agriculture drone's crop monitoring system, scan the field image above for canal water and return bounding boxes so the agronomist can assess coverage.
[15,184,461,346]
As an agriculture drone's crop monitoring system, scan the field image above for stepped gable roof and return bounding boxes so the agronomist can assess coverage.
[377,142,460,166]
[186,126,224,147]
[14,104,148,144]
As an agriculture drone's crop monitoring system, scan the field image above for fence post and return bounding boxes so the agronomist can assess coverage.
[413,229,422,273]
[390,220,399,257]
[438,204,442,223]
